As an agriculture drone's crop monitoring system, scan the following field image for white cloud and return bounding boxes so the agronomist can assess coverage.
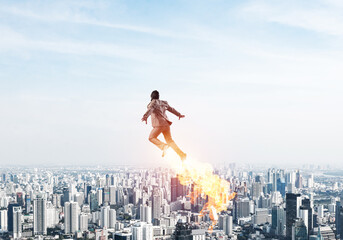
[241,0,343,37]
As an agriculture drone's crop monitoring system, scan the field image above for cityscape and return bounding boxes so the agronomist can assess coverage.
[0,163,342,240]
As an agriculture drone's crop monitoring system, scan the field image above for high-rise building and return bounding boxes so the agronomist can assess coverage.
[173,221,193,240]
[25,194,31,213]
[101,205,110,228]
[109,209,116,229]
[132,222,153,240]
[286,193,301,239]
[301,198,313,236]
[16,192,24,207]
[7,202,20,232]
[109,186,116,205]
[140,204,152,223]
[295,170,302,189]
[79,213,88,232]
[0,209,8,231]
[171,176,186,202]
[292,218,308,240]
[252,182,262,199]
[218,214,233,236]
[336,201,343,240]
[33,195,47,235]
[64,202,79,234]
[272,205,286,236]
[12,206,22,239]
[63,187,71,206]
[152,188,162,224]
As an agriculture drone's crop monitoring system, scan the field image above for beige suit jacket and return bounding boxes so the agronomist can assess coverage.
[142,99,181,127]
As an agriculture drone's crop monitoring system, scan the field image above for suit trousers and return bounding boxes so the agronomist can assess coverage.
[148,125,184,157]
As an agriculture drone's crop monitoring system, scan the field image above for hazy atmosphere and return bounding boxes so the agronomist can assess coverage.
[1,0,342,167]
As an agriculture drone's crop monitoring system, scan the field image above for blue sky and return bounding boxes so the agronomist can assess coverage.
[1,0,342,167]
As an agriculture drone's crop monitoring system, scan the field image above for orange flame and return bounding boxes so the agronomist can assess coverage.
[167,152,236,230]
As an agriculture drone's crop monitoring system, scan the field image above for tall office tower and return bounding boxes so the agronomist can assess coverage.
[63,187,70,206]
[252,182,262,199]
[301,198,313,236]
[106,174,111,186]
[16,192,24,207]
[89,190,99,211]
[317,205,324,218]
[292,219,308,240]
[64,202,79,234]
[152,188,162,224]
[272,170,277,192]
[109,209,116,229]
[218,214,233,236]
[336,201,342,239]
[268,168,273,183]
[103,186,110,204]
[133,188,141,205]
[25,194,31,213]
[79,213,88,232]
[12,206,22,239]
[33,195,47,235]
[85,185,92,203]
[132,223,143,240]
[0,209,8,231]
[140,204,152,223]
[286,193,301,239]
[143,223,153,240]
[234,198,251,219]
[255,174,263,183]
[101,205,110,228]
[116,187,124,205]
[277,178,286,197]
[97,188,103,206]
[171,176,186,202]
[299,207,308,235]
[7,202,20,232]
[308,174,314,188]
[111,175,117,186]
[109,186,116,205]
[46,202,59,228]
[272,205,286,236]
[173,221,193,240]
[295,170,302,189]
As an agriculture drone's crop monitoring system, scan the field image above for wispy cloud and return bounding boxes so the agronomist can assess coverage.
[241,0,343,37]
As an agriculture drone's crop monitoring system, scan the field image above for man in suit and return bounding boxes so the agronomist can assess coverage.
[142,90,187,161]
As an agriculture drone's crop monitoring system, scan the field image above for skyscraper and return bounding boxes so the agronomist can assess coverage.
[12,206,22,239]
[109,209,116,229]
[171,176,186,202]
[64,202,79,234]
[286,193,301,239]
[292,218,308,240]
[140,204,152,223]
[336,201,343,240]
[0,209,8,231]
[33,195,47,235]
[218,214,233,236]
[7,202,20,232]
[109,186,116,205]
[101,205,110,228]
[152,188,162,224]
[301,198,313,236]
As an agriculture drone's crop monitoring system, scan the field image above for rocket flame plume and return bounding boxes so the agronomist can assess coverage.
[165,151,236,230]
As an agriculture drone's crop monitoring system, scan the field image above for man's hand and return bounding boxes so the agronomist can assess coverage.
[179,115,185,120]
[141,118,147,124]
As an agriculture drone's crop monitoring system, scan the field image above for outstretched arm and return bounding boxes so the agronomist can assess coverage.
[166,103,185,120]
[141,101,155,124]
